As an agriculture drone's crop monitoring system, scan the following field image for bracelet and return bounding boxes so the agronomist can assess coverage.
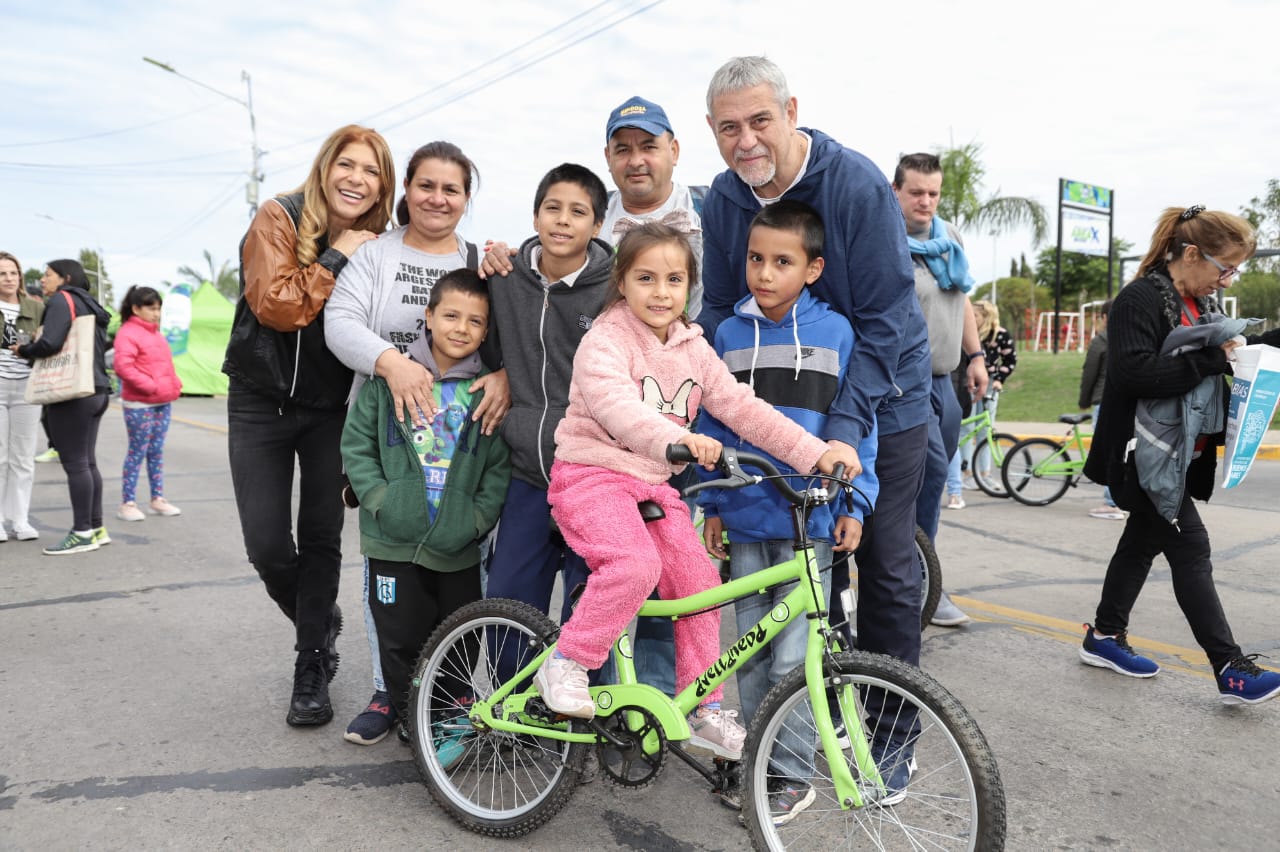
[967,351,985,362]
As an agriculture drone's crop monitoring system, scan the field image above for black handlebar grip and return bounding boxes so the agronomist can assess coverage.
[666,444,697,464]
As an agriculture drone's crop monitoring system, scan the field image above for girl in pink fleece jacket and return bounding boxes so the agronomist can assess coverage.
[112,286,183,522]
[534,224,854,760]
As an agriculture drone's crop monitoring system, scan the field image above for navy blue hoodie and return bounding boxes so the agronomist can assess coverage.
[698,128,931,445]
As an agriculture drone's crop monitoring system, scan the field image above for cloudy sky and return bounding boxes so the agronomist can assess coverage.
[5,0,1278,304]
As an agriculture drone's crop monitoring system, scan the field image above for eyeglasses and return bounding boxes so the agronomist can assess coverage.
[1197,248,1242,283]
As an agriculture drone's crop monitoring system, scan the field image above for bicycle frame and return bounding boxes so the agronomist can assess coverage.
[1037,424,1090,476]
[469,511,884,809]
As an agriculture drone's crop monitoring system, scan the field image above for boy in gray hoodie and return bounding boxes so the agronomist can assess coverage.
[485,163,615,625]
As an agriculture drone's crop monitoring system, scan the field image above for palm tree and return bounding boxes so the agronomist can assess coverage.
[936,142,1048,246]
[177,250,239,301]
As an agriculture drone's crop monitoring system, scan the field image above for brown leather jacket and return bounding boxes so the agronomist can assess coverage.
[222,193,353,408]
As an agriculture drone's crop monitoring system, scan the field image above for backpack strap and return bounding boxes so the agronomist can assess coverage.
[464,240,479,271]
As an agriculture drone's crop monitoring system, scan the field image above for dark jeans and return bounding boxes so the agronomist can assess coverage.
[1094,491,1241,671]
[916,374,962,543]
[367,558,482,719]
[487,476,591,624]
[227,384,344,652]
[46,392,109,531]
[853,423,927,667]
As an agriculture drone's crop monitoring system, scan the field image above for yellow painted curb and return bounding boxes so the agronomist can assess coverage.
[1010,434,1280,461]
[948,595,1279,680]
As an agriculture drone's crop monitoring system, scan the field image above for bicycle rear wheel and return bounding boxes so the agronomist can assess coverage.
[1001,438,1073,506]
[972,432,1019,498]
[409,598,587,838]
[915,526,942,629]
[743,651,1006,851]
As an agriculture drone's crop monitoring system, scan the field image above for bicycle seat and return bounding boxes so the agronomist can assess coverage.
[1058,413,1092,425]
[638,501,666,522]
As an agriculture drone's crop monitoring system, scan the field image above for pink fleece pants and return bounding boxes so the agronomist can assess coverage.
[548,460,724,704]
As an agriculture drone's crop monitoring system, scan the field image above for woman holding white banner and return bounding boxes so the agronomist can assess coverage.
[1078,205,1280,705]
[11,259,112,555]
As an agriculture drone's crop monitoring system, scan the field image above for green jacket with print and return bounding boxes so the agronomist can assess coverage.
[341,372,511,571]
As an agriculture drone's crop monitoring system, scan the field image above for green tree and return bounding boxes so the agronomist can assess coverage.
[1031,237,1133,303]
[1233,271,1280,329]
[178,250,239,300]
[1240,178,1280,274]
[79,248,113,307]
[23,267,41,293]
[970,276,1046,344]
[936,142,1049,246]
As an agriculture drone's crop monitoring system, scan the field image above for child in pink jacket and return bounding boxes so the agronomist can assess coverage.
[534,223,855,760]
[112,286,183,522]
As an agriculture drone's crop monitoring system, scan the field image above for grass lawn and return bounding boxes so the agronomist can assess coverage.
[998,349,1280,427]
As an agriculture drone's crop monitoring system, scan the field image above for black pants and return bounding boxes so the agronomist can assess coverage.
[852,423,927,667]
[368,557,482,718]
[227,384,344,651]
[46,392,109,531]
[1094,491,1240,671]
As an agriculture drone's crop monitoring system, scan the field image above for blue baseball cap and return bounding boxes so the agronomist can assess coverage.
[605,95,674,142]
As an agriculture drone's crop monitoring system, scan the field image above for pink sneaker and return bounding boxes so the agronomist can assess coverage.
[687,706,746,760]
[149,497,182,517]
[117,502,146,522]
[534,655,595,718]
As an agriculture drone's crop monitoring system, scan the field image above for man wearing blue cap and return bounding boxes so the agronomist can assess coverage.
[600,95,709,696]
[600,95,708,320]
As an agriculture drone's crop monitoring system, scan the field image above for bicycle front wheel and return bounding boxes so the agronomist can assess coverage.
[972,432,1020,498]
[1002,438,1072,506]
[408,598,588,838]
[743,651,1005,851]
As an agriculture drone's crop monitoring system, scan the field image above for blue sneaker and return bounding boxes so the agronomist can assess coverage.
[1079,625,1159,678]
[432,713,473,769]
[1217,655,1280,706]
[870,737,917,807]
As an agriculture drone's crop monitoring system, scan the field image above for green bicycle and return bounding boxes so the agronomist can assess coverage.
[1001,413,1092,506]
[957,396,1020,498]
[407,447,1006,850]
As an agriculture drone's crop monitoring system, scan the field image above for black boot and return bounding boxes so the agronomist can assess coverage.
[323,604,343,683]
[286,649,333,727]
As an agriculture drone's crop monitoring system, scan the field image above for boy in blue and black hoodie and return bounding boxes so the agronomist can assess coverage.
[698,201,878,812]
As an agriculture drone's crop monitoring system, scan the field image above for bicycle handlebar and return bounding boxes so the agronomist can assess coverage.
[666,444,845,510]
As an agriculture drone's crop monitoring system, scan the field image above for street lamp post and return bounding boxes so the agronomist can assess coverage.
[143,57,265,218]
[36,214,103,303]
[989,229,999,306]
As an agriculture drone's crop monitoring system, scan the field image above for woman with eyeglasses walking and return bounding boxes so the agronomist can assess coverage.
[1078,205,1280,705]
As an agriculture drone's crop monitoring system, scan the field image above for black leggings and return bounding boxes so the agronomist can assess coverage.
[45,392,110,531]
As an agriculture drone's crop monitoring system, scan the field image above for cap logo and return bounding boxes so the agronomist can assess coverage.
[619,105,647,116]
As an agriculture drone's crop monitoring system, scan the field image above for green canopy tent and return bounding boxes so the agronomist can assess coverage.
[164,281,234,396]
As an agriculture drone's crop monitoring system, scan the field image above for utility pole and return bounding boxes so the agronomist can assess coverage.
[143,57,265,218]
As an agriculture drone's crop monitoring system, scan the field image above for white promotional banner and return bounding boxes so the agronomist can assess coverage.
[1062,208,1111,257]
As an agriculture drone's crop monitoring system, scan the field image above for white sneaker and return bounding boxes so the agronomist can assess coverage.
[1089,505,1126,520]
[687,706,746,760]
[534,654,595,718]
[12,522,39,541]
[930,592,971,627]
[149,497,182,517]
[945,494,966,510]
[117,502,146,522]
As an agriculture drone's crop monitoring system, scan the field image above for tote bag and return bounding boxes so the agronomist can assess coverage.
[24,290,97,405]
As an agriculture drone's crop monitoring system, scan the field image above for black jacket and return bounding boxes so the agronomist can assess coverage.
[222,193,354,409]
[19,284,112,393]
[1084,270,1280,504]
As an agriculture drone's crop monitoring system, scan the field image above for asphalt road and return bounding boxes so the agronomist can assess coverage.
[3,396,1278,850]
